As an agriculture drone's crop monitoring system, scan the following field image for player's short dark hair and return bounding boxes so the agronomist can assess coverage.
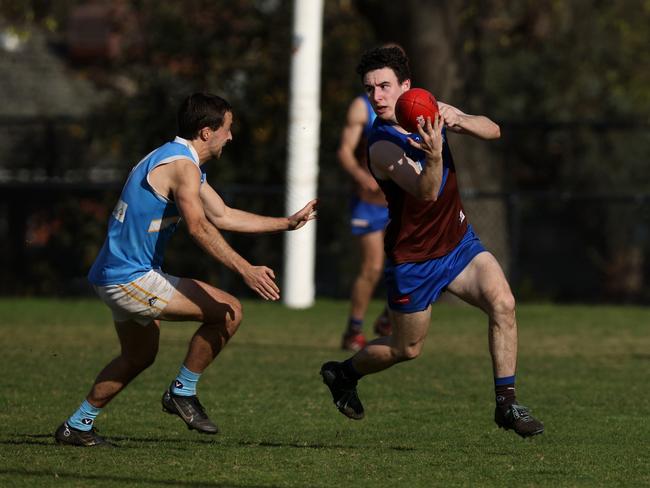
[356,45,411,83]
[177,92,232,139]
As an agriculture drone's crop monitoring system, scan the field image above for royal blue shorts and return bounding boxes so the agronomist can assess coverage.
[349,197,389,236]
[384,225,486,313]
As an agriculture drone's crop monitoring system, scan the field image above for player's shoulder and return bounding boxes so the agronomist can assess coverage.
[369,120,405,145]
[351,94,368,107]
[150,156,200,187]
[170,158,202,178]
[347,96,369,123]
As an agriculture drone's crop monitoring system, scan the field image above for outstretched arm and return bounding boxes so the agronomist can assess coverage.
[200,183,317,233]
[170,160,280,300]
[438,101,501,140]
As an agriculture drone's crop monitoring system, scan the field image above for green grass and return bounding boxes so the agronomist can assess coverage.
[0,298,649,487]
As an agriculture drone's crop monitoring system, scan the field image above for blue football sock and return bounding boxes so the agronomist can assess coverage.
[347,317,363,334]
[171,365,201,397]
[67,399,102,432]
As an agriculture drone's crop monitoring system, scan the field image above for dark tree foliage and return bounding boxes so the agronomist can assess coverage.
[1,0,649,300]
[0,0,376,296]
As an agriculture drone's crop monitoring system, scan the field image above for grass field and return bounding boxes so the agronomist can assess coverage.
[0,298,649,487]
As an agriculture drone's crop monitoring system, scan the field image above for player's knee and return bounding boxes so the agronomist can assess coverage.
[392,344,422,362]
[491,290,516,320]
[402,346,421,361]
[225,298,244,335]
[203,297,242,328]
[139,353,157,370]
[228,299,243,328]
[359,264,382,284]
[124,347,157,372]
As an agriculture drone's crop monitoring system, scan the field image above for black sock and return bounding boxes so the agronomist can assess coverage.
[341,358,363,381]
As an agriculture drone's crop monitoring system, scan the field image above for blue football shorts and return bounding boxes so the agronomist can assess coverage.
[384,225,486,313]
[349,197,389,236]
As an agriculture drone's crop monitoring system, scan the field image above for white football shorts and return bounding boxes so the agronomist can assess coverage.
[93,269,180,325]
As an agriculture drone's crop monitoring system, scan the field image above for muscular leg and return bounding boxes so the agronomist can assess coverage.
[82,278,240,409]
[55,320,158,445]
[351,306,431,375]
[160,278,243,373]
[86,319,160,408]
[321,306,430,420]
[349,230,385,322]
[446,252,517,377]
[153,278,243,434]
[446,252,544,437]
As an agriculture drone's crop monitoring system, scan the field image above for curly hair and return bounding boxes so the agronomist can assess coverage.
[355,45,411,83]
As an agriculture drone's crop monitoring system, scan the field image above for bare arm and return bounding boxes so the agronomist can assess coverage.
[369,115,445,202]
[200,183,317,233]
[337,97,380,192]
[170,160,280,300]
[438,101,501,140]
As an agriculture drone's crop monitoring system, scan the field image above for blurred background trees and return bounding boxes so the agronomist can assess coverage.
[0,0,648,301]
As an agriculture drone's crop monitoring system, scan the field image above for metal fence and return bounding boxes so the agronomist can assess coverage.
[0,116,648,303]
[0,180,648,303]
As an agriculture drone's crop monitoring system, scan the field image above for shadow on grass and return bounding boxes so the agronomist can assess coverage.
[631,353,650,360]
[3,433,417,452]
[236,439,417,451]
[0,469,275,488]
[0,433,219,448]
[98,436,417,452]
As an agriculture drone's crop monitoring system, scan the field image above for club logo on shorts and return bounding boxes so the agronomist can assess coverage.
[148,297,158,307]
[351,218,369,228]
[392,294,411,305]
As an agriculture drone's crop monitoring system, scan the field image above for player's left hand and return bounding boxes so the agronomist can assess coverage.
[438,102,465,130]
[287,199,318,230]
[242,264,281,300]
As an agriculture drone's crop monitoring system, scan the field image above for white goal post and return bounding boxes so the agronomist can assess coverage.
[283,0,324,309]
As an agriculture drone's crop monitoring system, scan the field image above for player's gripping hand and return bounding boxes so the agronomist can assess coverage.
[437,102,465,130]
[408,114,444,164]
[287,199,318,231]
[242,265,280,301]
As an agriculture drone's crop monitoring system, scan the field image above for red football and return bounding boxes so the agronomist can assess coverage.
[395,88,439,133]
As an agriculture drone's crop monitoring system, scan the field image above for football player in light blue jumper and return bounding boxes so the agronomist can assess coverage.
[55,93,317,446]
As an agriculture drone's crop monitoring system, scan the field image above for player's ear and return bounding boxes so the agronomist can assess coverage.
[200,127,211,141]
[402,79,411,92]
